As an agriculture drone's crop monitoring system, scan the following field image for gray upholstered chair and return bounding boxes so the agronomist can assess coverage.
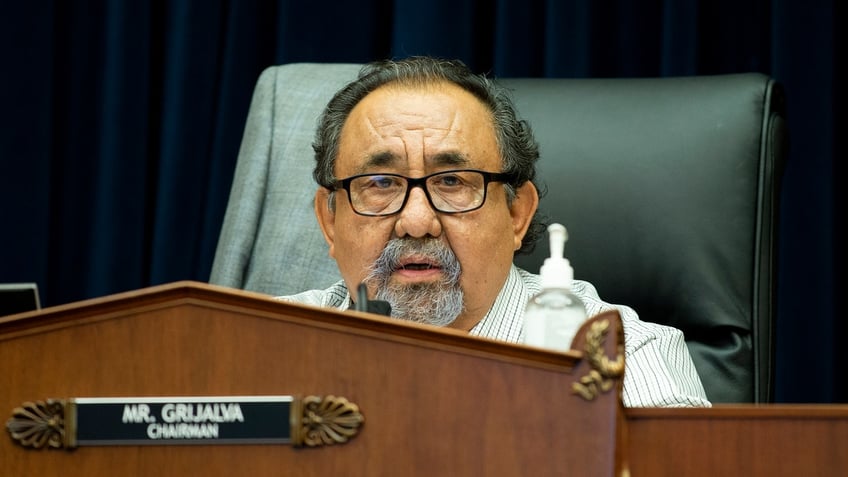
[210,63,787,403]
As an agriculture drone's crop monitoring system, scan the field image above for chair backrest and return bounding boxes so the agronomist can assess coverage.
[210,63,787,403]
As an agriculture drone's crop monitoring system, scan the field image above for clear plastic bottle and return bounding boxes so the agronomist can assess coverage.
[523,223,587,351]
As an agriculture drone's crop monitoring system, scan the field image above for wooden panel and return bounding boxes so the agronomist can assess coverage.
[626,406,848,477]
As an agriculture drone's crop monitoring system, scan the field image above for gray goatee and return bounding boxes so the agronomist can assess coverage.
[363,237,464,327]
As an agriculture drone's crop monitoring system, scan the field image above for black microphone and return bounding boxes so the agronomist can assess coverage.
[354,283,392,317]
[366,300,391,316]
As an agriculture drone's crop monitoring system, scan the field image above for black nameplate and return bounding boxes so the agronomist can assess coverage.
[73,396,292,445]
[7,394,364,449]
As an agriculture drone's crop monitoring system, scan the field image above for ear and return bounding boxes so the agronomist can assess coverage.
[314,188,337,259]
[509,181,540,251]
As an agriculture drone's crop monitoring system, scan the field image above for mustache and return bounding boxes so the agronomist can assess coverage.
[367,237,461,283]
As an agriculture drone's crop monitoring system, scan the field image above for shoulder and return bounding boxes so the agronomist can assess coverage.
[275,280,350,309]
[510,269,709,406]
[568,280,690,355]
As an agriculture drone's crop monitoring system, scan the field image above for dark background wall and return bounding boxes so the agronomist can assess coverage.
[0,1,842,403]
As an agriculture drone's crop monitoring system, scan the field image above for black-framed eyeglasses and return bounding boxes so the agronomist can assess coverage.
[327,169,514,217]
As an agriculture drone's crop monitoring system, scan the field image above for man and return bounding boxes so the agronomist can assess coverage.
[281,56,710,408]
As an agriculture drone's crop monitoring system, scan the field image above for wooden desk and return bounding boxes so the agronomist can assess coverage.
[626,405,848,476]
[1,281,625,477]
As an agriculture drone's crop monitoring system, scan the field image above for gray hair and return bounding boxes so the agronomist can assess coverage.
[312,56,545,255]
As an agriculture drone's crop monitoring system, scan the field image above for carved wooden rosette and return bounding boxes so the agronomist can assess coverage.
[6,399,71,449]
[572,318,626,401]
[291,395,365,447]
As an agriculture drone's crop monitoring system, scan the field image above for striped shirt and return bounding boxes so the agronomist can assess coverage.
[279,264,711,408]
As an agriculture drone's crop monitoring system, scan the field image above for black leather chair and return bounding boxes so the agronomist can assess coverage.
[211,63,787,403]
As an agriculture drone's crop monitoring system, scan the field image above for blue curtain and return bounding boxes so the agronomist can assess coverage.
[0,0,841,403]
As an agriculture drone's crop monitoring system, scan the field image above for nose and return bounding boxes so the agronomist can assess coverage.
[394,185,442,238]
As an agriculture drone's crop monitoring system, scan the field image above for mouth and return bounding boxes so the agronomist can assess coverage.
[399,262,439,271]
[393,256,443,280]
[396,255,441,270]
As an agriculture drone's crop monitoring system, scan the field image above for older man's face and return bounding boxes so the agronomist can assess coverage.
[314,81,537,330]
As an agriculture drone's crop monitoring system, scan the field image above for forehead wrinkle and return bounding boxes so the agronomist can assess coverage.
[447,108,459,137]
[363,114,381,137]
[347,114,402,174]
[402,127,424,172]
[405,109,466,171]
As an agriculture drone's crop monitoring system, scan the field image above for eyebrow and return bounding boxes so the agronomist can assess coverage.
[356,150,471,174]
[359,151,398,172]
[430,151,471,168]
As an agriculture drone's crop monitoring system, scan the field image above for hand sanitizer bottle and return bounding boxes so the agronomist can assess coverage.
[523,223,587,351]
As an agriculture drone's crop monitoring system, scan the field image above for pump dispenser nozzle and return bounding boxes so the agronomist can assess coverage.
[548,223,566,259]
[539,223,574,289]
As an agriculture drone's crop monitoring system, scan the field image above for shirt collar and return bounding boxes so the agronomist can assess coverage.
[469,265,539,343]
